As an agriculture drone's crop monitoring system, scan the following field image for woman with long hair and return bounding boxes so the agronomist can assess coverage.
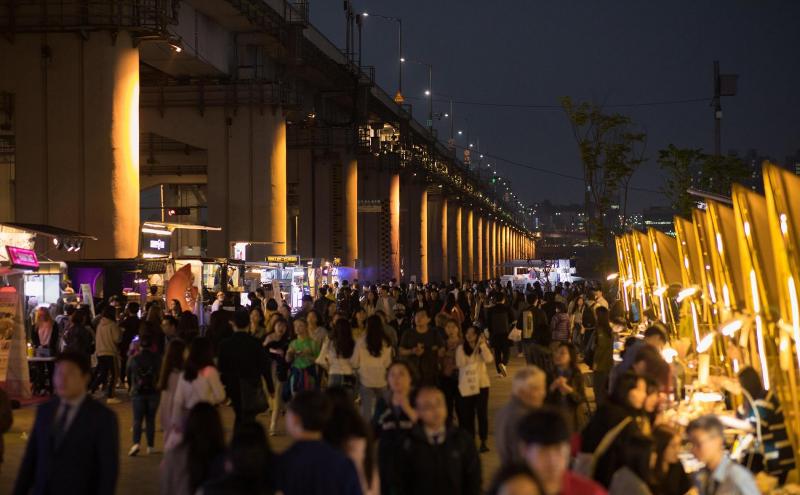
[650,426,691,495]
[170,299,183,318]
[580,372,649,488]
[158,338,187,448]
[546,342,587,432]
[317,318,357,392]
[373,361,418,495]
[455,325,493,453]
[168,338,225,449]
[363,290,379,317]
[351,308,368,341]
[307,310,327,345]
[161,402,226,495]
[249,307,267,340]
[440,292,465,327]
[264,317,291,436]
[440,318,462,426]
[353,315,393,419]
[323,388,380,495]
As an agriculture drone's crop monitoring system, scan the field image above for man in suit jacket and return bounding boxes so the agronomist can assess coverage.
[218,309,273,427]
[14,351,119,495]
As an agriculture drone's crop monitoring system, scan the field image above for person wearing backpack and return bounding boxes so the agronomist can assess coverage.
[127,329,161,456]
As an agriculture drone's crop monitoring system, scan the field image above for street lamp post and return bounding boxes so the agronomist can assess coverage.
[405,59,433,132]
[361,13,403,103]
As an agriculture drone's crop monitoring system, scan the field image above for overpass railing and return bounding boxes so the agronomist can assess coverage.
[0,0,176,34]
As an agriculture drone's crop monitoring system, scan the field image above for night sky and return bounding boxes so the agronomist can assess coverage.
[310,1,800,212]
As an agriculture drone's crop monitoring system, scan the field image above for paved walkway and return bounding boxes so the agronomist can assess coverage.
[0,356,524,494]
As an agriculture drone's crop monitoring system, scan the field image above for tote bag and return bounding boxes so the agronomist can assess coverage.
[458,362,481,397]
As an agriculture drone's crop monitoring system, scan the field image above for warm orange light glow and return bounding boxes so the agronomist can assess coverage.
[111,43,140,258]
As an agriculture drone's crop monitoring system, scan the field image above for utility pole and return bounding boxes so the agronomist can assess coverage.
[713,60,721,156]
[712,60,738,157]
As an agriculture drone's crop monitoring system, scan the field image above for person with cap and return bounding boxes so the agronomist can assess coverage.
[218,309,273,428]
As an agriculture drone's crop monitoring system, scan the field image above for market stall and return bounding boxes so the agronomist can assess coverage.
[612,162,800,491]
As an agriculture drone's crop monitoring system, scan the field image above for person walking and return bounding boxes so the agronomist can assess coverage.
[158,338,186,449]
[441,318,462,425]
[287,318,321,396]
[118,302,141,387]
[218,309,273,428]
[518,407,606,495]
[373,361,418,495]
[399,309,444,386]
[495,366,547,465]
[275,391,362,495]
[265,317,291,436]
[161,402,226,495]
[126,329,161,456]
[353,315,393,420]
[455,325,493,453]
[485,292,514,377]
[167,337,226,449]
[546,342,587,433]
[397,387,482,495]
[90,306,122,404]
[13,351,119,495]
[591,306,614,406]
[317,318,358,394]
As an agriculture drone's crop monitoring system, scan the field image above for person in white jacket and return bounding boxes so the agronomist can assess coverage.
[455,325,494,453]
[317,319,358,393]
[352,315,394,420]
[90,306,122,403]
[166,337,225,450]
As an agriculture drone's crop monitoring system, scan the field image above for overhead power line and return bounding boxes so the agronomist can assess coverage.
[406,95,710,110]
[455,146,665,196]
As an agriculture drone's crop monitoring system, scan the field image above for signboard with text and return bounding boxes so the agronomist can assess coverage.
[5,246,38,270]
[266,255,300,264]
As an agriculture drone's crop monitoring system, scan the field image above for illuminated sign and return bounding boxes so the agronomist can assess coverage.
[141,232,171,257]
[5,246,39,270]
[149,239,166,250]
[266,255,300,264]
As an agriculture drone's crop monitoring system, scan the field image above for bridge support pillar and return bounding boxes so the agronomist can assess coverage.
[0,32,140,258]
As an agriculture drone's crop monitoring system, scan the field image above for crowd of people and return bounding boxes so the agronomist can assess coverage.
[6,276,794,494]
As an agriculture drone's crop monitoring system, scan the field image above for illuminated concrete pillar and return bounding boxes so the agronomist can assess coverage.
[466,209,474,282]
[476,215,484,281]
[344,157,358,266]
[420,189,428,284]
[440,198,449,282]
[142,104,287,257]
[487,220,493,279]
[389,173,401,281]
[1,32,140,258]
[455,205,463,282]
[491,221,497,279]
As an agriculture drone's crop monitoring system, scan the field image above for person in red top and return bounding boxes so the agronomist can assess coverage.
[518,407,607,495]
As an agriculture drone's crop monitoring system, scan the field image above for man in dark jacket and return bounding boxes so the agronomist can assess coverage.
[218,309,273,428]
[485,292,515,376]
[14,351,119,495]
[275,391,362,495]
[398,387,481,495]
[118,302,141,385]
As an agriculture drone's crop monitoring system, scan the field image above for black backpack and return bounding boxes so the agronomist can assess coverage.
[133,357,157,395]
